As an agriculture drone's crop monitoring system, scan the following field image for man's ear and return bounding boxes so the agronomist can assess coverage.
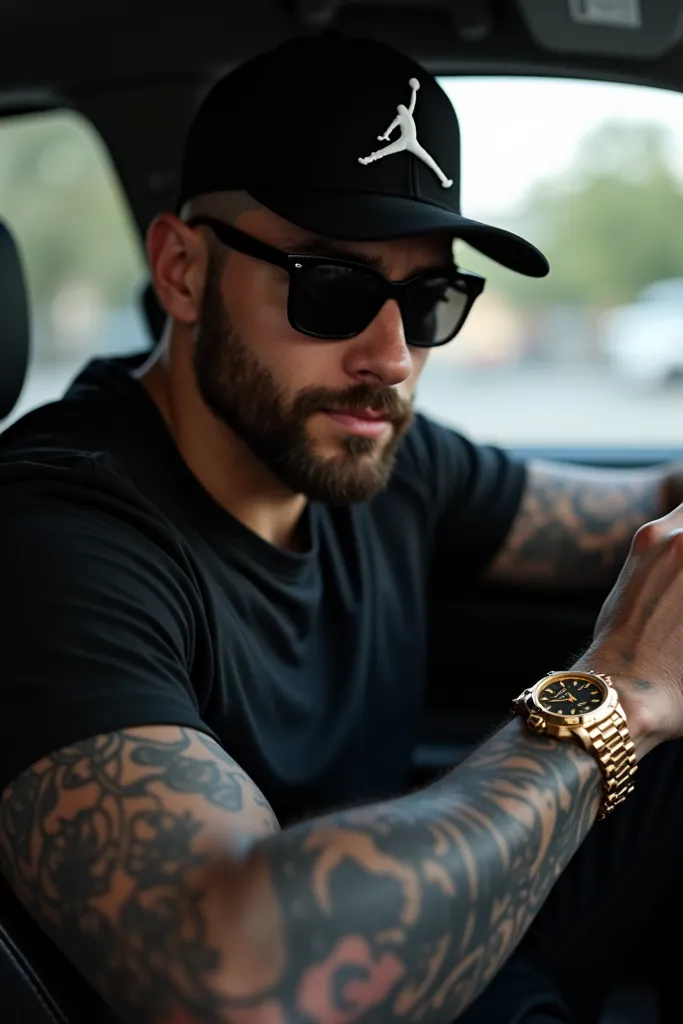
[146,213,207,327]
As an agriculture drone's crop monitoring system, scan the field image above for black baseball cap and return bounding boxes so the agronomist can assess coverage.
[179,31,549,278]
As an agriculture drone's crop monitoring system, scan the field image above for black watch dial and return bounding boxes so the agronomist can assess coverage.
[538,676,605,716]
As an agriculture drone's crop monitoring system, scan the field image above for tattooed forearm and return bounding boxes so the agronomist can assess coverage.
[488,459,667,589]
[0,722,601,1024]
[230,718,601,1024]
[0,726,278,1024]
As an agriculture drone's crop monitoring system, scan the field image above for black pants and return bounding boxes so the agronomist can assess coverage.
[458,737,683,1024]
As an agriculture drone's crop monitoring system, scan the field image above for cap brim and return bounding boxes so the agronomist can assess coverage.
[249,188,549,278]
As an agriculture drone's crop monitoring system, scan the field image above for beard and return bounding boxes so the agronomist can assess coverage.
[192,255,414,505]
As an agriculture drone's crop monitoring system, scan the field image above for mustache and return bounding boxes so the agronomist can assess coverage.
[294,384,413,423]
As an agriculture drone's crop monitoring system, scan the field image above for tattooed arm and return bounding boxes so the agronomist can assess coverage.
[0,715,632,1024]
[0,727,279,1024]
[487,459,675,589]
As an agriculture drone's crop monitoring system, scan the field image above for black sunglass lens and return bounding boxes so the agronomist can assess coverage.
[401,278,470,346]
[290,264,383,338]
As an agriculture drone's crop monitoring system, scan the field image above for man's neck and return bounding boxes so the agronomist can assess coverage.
[134,345,308,551]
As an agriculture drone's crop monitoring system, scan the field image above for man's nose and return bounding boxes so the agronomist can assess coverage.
[342,300,413,387]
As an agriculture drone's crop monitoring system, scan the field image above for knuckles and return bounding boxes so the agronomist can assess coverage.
[632,521,664,554]
[632,521,683,560]
[664,529,683,559]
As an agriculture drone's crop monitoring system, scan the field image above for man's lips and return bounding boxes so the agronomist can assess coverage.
[321,407,392,437]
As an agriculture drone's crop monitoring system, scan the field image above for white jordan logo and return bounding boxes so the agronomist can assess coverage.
[358,78,453,188]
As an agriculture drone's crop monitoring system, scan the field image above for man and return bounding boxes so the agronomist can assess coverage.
[1,29,683,1024]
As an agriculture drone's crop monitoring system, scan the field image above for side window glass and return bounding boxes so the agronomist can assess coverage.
[0,110,150,422]
[419,77,683,448]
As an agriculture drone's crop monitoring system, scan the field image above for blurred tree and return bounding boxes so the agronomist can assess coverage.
[458,120,683,310]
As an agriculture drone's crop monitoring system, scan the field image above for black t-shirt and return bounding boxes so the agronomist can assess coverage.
[0,355,525,825]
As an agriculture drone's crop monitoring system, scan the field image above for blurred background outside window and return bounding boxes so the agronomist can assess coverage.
[4,78,683,447]
[0,111,148,425]
[421,77,683,446]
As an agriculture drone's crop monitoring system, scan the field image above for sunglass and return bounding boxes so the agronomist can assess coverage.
[187,216,485,348]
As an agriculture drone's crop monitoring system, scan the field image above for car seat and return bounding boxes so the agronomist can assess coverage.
[0,219,116,1022]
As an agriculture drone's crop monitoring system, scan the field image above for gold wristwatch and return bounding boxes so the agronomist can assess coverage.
[511,670,637,820]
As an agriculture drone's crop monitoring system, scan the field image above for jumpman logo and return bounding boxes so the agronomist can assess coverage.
[358,78,453,188]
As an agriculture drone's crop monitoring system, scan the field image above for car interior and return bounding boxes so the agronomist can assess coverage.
[1,0,683,1021]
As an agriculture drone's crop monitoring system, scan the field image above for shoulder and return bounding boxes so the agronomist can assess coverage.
[392,412,521,502]
[395,412,474,474]
[367,413,494,545]
[0,355,182,540]
[0,396,196,618]
[0,428,167,542]
[0,406,204,687]
[383,412,527,574]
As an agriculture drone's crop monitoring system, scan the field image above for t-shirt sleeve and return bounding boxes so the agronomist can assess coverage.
[400,413,527,580]
[0,466,215,794]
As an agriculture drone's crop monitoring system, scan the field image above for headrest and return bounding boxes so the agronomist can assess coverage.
[0,222,29,421]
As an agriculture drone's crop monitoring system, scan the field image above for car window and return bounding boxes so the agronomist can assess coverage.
[0,110,149,424]
[419,76,683,448]
[5,86,683,450]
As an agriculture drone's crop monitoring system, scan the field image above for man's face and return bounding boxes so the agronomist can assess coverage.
[192,207,449,504]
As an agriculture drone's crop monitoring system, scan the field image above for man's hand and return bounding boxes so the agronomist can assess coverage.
[576,502,683,755]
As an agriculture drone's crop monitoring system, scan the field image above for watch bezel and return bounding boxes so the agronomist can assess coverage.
[527,671,617,728]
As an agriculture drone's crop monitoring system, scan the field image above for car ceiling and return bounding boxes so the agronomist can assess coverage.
[2,0,683,232]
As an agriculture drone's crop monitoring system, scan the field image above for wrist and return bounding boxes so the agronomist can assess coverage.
[570,657,662,761]
[610,684,660,760]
